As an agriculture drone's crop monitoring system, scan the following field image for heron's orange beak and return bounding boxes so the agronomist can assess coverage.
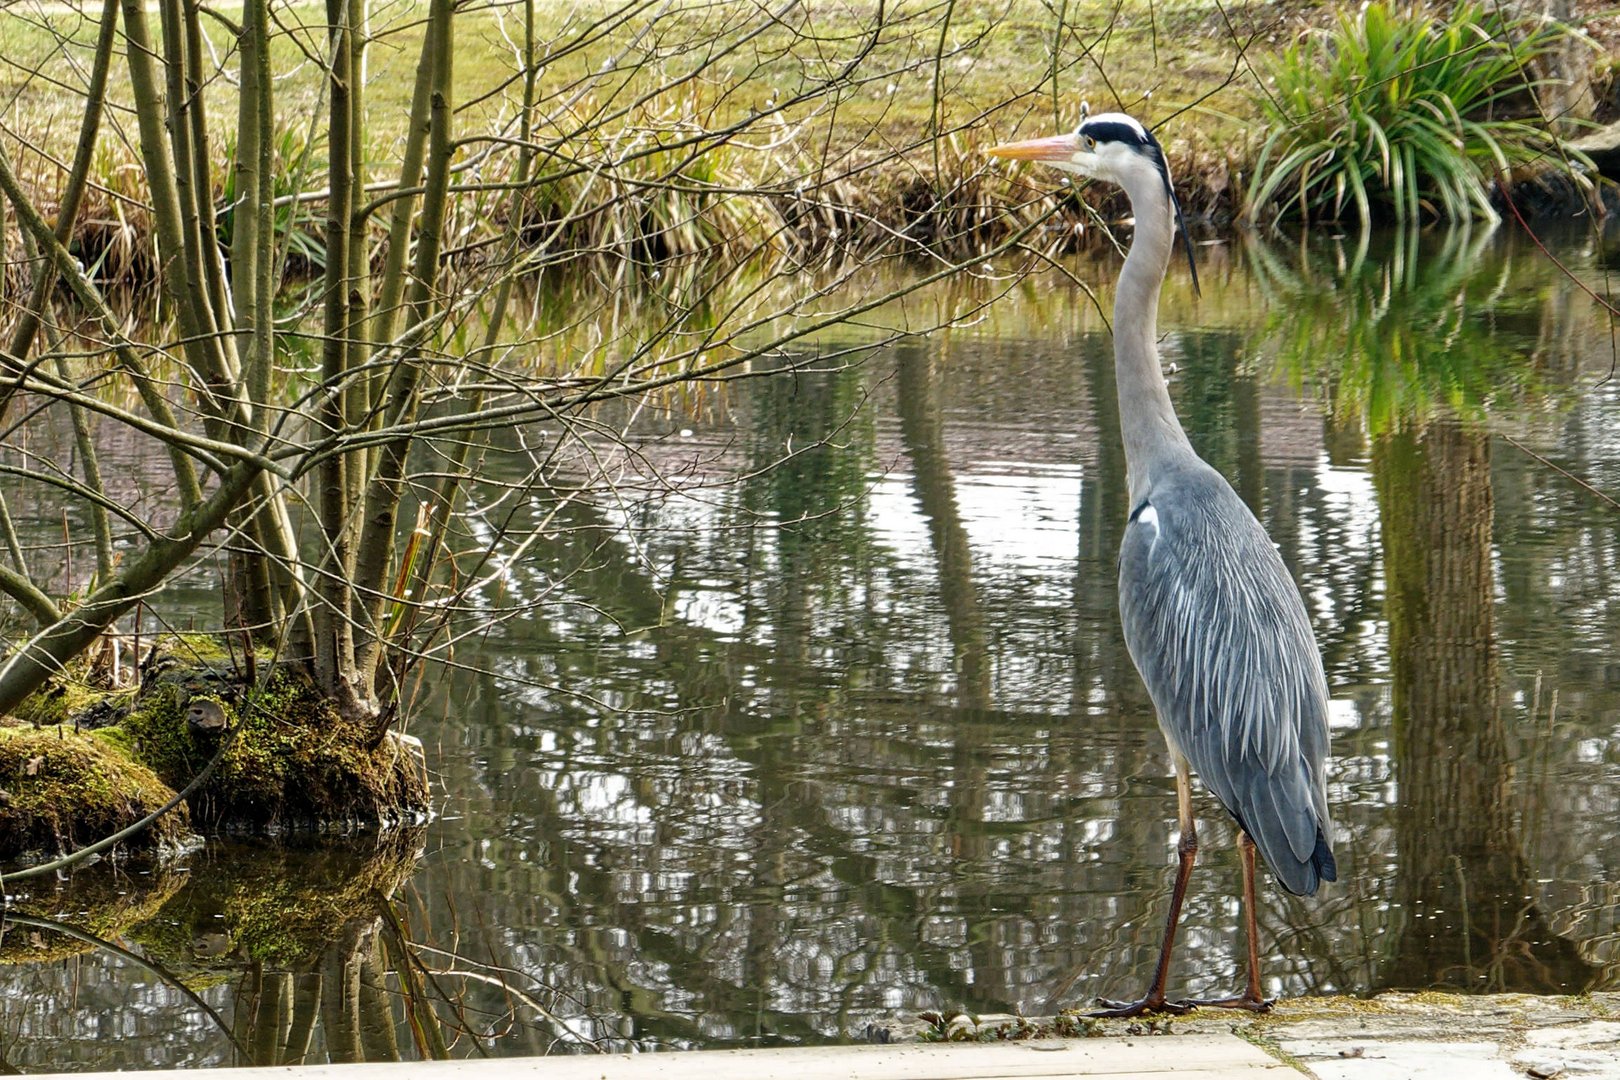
[986,133,1081,162]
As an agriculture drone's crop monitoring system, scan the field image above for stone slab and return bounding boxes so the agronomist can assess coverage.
[11,1034,1296,1080]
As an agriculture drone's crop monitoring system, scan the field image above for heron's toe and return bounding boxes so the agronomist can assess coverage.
[1089,996,1194,1018]
[1174,994,1274,1013]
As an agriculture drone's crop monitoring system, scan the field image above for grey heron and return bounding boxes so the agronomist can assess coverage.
[988,113,1336,1016]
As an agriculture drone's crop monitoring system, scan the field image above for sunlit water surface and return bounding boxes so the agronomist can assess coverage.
[4,225,1620,1070]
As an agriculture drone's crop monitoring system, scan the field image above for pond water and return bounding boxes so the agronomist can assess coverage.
[4,222,1620,1070]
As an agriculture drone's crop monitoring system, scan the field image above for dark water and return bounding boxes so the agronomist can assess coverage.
[5,224,1620,1069]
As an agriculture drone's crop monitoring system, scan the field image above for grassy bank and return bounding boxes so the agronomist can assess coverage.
[0,0,1609,294]
[0,0,1257,162]
[0,0,1289,289]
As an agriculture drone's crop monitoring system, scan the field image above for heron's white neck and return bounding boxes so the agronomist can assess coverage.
[1113,171,1194,504]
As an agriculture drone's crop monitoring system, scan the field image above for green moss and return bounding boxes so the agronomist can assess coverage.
[10,679,109,727]
[119,657,427,833]
[168,633,238,664]
[1,637,426,849]
[89,725,136,755]
[0,726,189,862]
[1261,994,1393,1019]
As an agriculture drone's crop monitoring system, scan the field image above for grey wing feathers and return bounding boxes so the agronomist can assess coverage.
[1119,462,1336,896]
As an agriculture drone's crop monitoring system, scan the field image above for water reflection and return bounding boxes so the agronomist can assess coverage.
[1,838,423,1069]
[4,224,1620,1068]
[1254,225,1570,432]
[896,343,990,707]
[1374,423,1597,992]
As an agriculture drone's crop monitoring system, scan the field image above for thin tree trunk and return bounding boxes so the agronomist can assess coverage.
[183,0,236,358]
[224,0,278,636]
[313,0,358,700]
[367,20,434,366]
[0,0,119,382]
[371,0,534,691]
[52,351,115,583]
[149,0,234,403]
[0,143,204,509]
[350,0,454,698]
[344,0,372,450]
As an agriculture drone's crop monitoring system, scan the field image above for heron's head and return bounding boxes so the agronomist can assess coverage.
[987,110,1199,294]
[986,112,1166,191]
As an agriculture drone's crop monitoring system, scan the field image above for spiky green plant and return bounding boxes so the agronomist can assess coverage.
[1246,2,1578,225]
[217,123,328,276]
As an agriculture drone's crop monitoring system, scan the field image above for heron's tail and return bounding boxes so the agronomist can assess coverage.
[1277,827,1336,896]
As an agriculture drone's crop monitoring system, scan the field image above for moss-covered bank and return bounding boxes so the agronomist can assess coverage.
[0,638,430,865]
[0,720,191,861]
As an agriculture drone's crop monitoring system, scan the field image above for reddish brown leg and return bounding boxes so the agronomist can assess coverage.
[1177,831,1273,1012]
[1091,760,1197,1018]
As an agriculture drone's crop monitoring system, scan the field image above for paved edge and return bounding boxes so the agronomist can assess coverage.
[19,1032,1293,1080]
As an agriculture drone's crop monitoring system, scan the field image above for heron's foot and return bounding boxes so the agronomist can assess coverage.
[1088,995,1194,1018]
[1173,993,1274,1013]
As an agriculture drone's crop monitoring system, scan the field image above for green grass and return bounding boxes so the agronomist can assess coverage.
[0,0,1264,180]
[0,0,1590,309]
[0,0,1294,313]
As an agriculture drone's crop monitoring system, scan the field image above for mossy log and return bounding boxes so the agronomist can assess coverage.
[0,639,430,864]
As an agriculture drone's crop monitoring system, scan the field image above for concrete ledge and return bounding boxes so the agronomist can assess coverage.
[22,993,1620,1079]
[907,993,1620,1080]
[19,1034,1290,1080]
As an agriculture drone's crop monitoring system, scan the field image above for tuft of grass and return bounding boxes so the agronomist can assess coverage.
[218,123,330,277]
[1245,2,1579,225]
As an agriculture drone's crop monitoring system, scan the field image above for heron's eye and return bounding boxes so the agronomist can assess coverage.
[1078,133,1096,150]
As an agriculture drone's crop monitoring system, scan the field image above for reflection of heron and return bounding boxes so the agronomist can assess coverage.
[989,114,1336,1016]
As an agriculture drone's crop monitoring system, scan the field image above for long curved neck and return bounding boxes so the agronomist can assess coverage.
[1113,173,1193,504]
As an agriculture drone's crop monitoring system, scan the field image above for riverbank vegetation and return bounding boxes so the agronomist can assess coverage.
[0,0,1080,851]
[0,0,1611,858]
[0,0,1604,295]
[1247,2,1597,224]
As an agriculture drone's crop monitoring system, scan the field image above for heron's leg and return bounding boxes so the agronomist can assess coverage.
[1177,830,1273,1012]
[1091,759,1197,1018]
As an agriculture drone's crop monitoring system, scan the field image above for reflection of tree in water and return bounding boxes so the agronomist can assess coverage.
[432,447,1037,1041]
[1246,220,1620,991]
[1256,218,1605,992]
[739,348,879,678]
[14,231,1620,1065]
[418,342,1236,1031]
[895,341,989,709]
[1172,328,1263,515]
[1374,422,1595,992]
[413,237,1615,1030]
[250,238,1618,1050]
[0,838,433,1068]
